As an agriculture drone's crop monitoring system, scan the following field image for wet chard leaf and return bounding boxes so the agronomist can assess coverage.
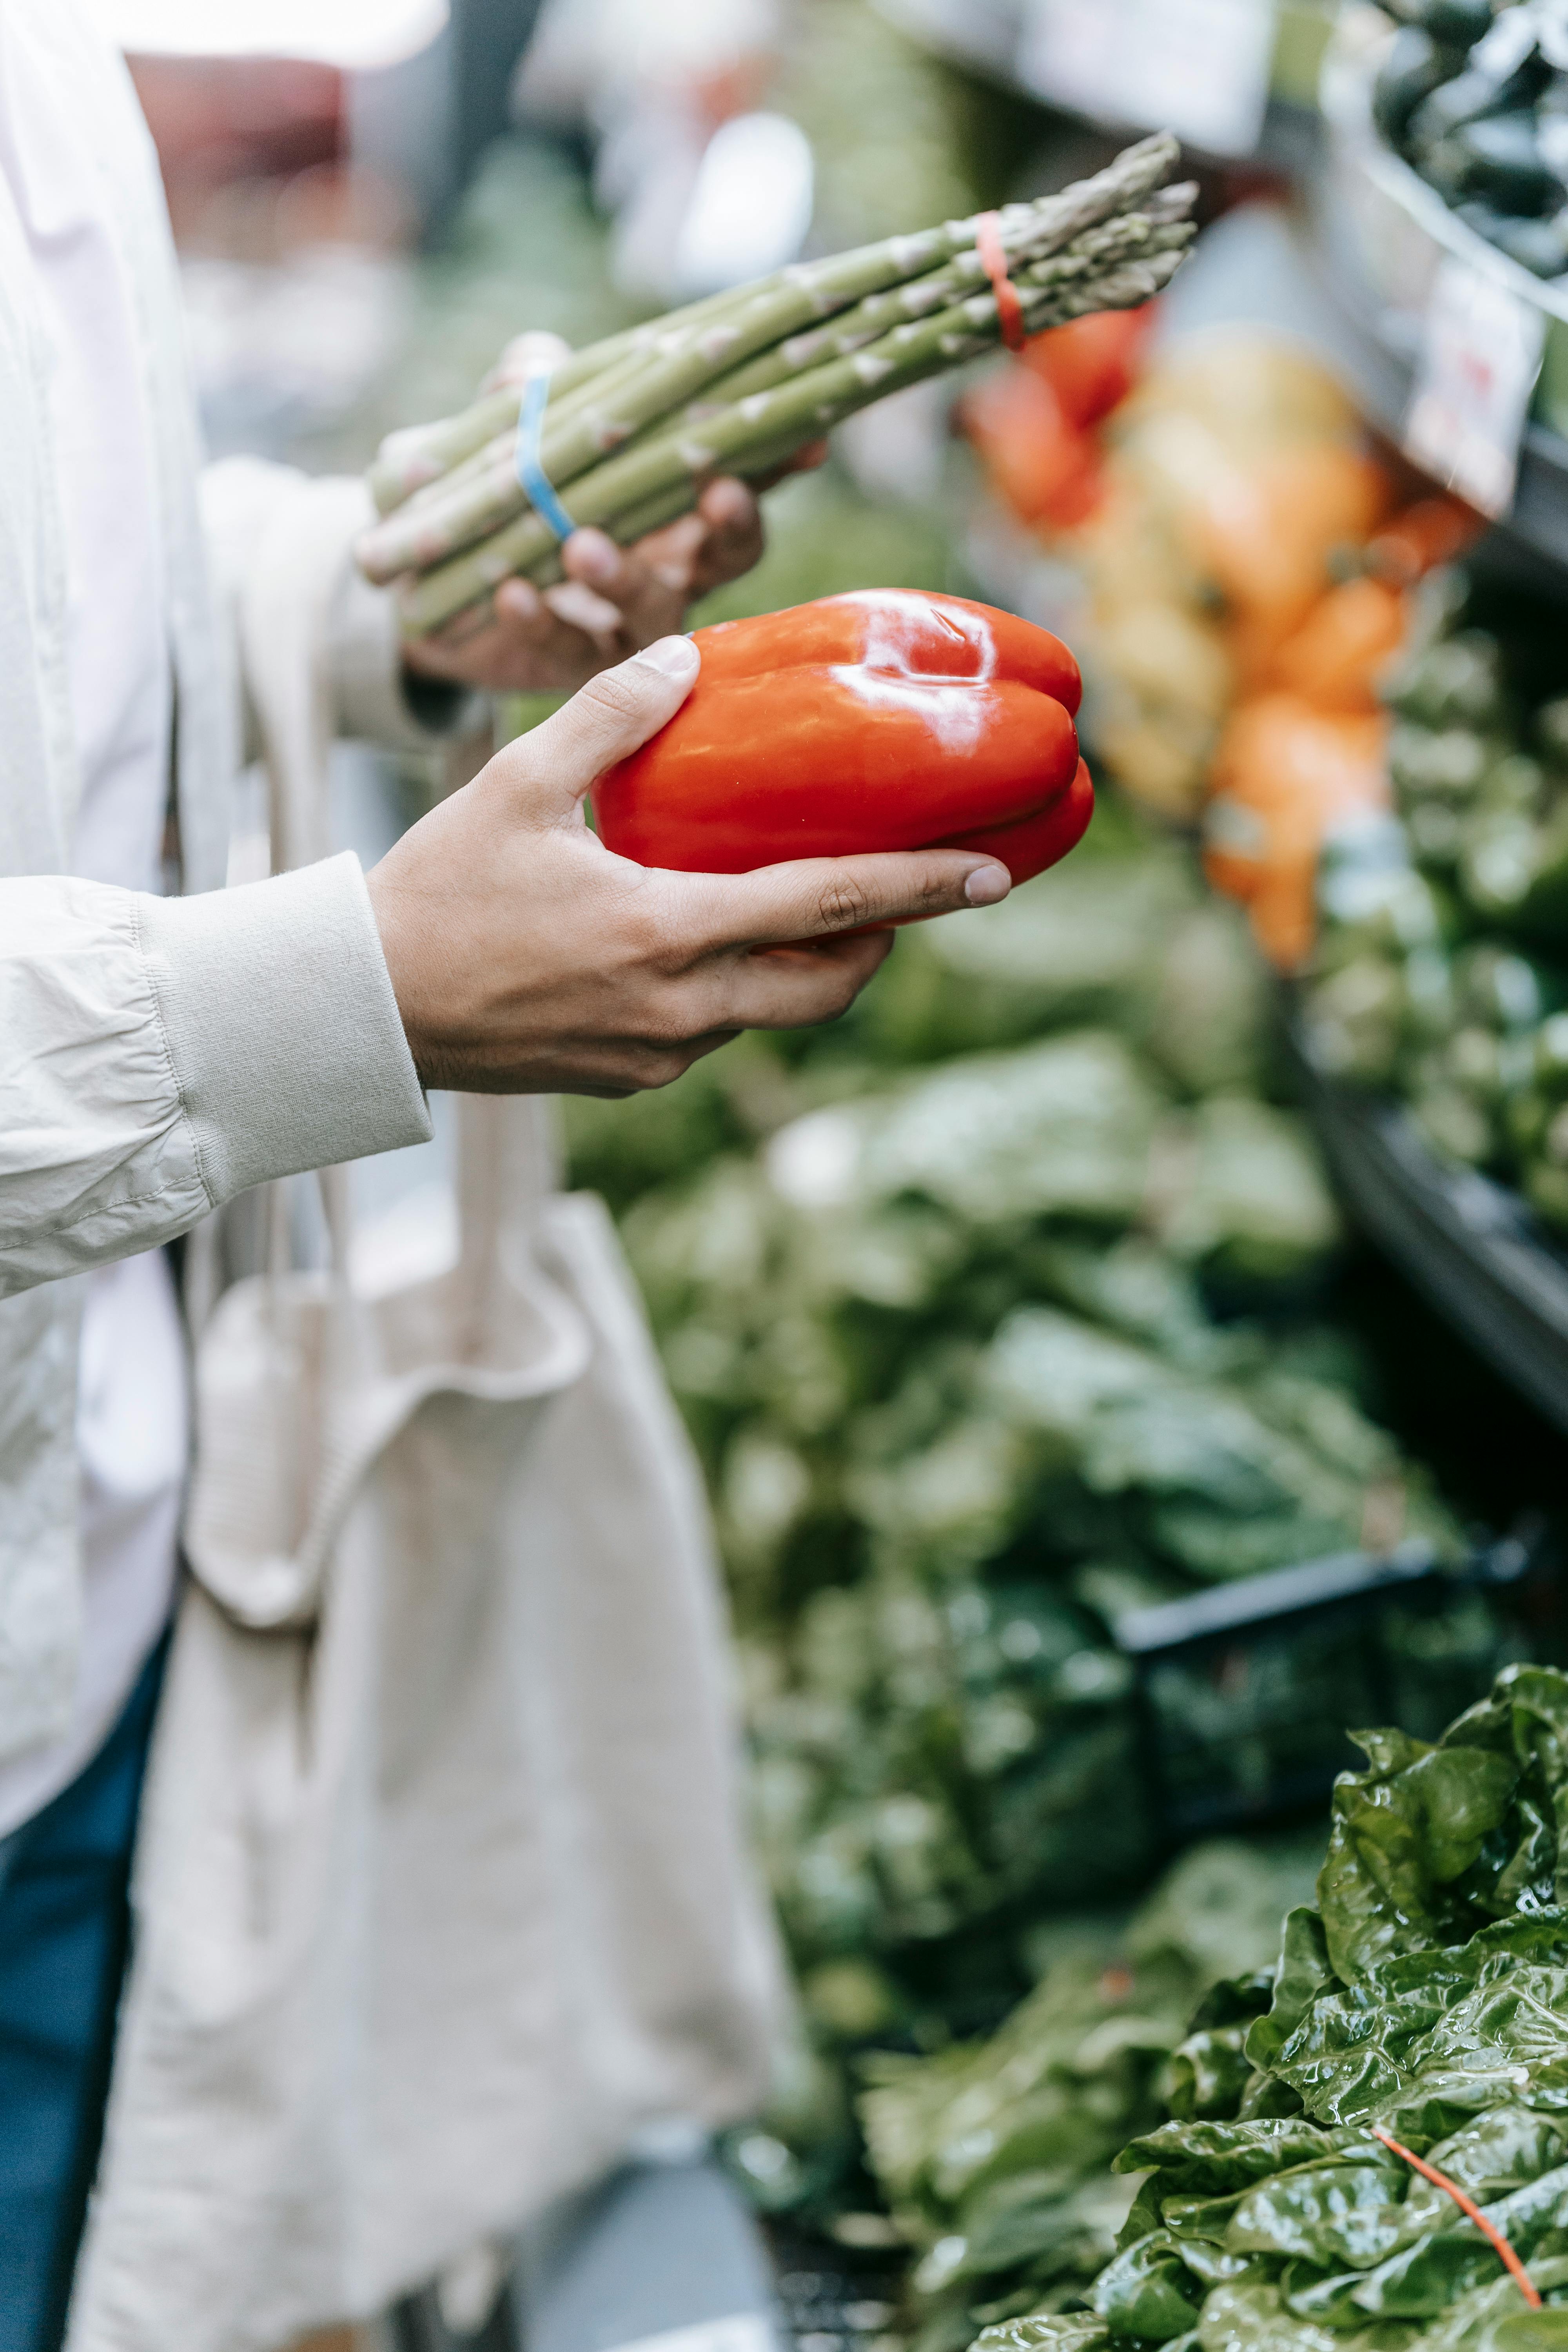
[1092,2232,1213,2339]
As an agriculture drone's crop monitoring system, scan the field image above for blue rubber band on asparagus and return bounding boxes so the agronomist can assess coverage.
[514,368,577,543]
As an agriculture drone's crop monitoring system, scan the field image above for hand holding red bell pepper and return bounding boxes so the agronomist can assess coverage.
[590,589,1093,894]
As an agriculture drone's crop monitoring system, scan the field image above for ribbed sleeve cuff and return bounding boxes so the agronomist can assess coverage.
[330,523,488,752]
[136,851,432,1201]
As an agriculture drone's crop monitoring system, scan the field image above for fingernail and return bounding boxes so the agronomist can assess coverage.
[639,634,699,679]
[965,863,1011,906]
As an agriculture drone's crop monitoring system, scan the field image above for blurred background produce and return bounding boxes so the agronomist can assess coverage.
[592,780,1531,2241]
[1305,562,1568,1228]
[1370,0,1568,281]
[961,317,1483,955]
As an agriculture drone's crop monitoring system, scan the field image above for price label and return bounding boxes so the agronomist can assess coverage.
[1403,256,1546,519]
[1017,0,1276,159]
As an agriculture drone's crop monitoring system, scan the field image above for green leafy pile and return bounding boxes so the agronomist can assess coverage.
[975,1666,1568,2352]
[852,1842,1321,2352]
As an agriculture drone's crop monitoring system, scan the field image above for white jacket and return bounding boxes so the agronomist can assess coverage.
[0,20,434,1757]
[2,27,778,2349]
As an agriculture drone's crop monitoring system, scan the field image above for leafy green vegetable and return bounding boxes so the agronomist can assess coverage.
[857,1843,1321,2352]
[970,1671,1568,2352]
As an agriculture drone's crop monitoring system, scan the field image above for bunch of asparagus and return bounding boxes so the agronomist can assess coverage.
[357,132,1194,638]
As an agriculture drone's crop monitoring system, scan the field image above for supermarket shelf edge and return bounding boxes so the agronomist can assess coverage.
[1291,1027,1568,1437]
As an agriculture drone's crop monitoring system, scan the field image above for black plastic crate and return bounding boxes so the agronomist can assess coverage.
[1114,1526,1559,1853]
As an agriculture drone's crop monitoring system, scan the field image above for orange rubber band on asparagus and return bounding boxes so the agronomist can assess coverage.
[1373,2126,1542,2308]
[975,213,1027,353]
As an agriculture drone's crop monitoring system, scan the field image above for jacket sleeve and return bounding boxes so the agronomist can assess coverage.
[200,455,487,764]
[0,464,471,1298]
[0,858,432,1298]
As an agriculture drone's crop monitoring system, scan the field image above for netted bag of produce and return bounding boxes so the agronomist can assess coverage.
[1069,338,1393,822]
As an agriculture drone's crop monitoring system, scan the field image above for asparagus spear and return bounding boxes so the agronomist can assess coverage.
[366,283,766,514]
[369,132,1180,520]
[672,209,1194,426]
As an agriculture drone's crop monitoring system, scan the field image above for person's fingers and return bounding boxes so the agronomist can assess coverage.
[493,576,553,637]
[542,577,629,646]
[404,595,499,664]
[717,929,896,1031]
[688,477,764,595]
[696,477,755,528]
[565,523,697,626]
[561,527,630,592]
[482,328,571,393]
[403,577,581,691]
[629,513,708,594]
[506,634,699,807]
[669,846,1011,953]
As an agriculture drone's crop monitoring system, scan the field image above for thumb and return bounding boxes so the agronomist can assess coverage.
[526,636,700,810]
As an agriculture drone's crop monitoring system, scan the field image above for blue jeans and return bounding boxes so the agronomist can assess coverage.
[0,1642,166,2352]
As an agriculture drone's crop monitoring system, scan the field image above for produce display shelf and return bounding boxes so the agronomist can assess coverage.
[1303,15,1568,581]
[1291,1031,1568,1436]
[386,2166,906,2352]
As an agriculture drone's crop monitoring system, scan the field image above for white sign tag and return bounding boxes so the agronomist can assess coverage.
[1404,255,1546,519]
[1017,0,1276,159]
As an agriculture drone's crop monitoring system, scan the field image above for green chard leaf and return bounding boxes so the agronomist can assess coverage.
[1197,2274,1419,2352]
[1165,2029,1265,2125]
[1247,1913,1335,2075]
[1116,2119,1343,2197]
[973,2315,1110,2352]
[1092,2230,1212,2340]
[1317,1740,1519,1984]
[1348,2163,1568,2318]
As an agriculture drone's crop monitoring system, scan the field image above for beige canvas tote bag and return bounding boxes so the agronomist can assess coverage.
[67,495,778,2352]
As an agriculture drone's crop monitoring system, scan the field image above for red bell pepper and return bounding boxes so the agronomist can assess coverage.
[591,589,1093,892]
